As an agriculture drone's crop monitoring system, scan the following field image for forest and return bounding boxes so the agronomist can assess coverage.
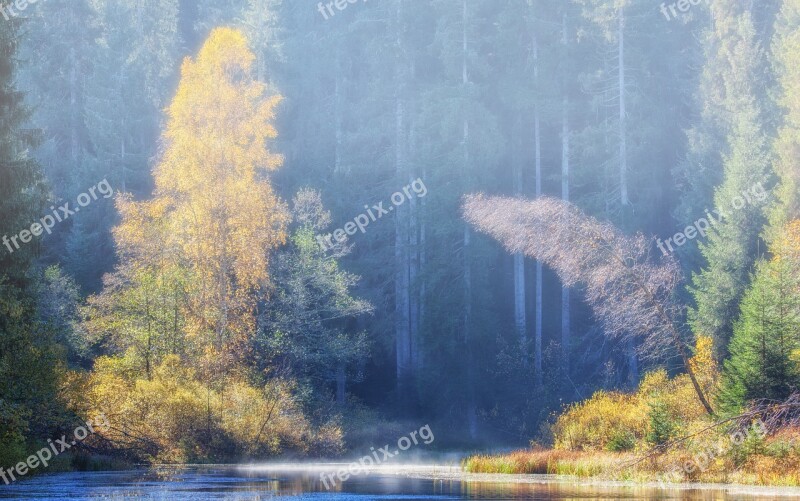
[1,0,800,492]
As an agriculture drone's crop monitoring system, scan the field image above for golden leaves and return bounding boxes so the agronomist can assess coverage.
[95,27,288,367]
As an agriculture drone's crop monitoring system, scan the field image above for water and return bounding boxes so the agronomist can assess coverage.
[1,464,799,500]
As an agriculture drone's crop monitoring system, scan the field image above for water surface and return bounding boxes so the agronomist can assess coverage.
[1,464,798,500]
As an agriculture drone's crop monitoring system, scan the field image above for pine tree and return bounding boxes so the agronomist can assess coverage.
[689,1,773,359]
[257,189,372,405]
[18,0,101,289]
[719,0,800,412]
[0,24,45,280]
[720,222,800,411]
[769,0,800,232]
[573,0,693,386]
[0,17,65,467]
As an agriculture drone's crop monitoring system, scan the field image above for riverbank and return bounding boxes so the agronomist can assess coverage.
[407,467,800,498]
[463,338,800,488]
[462,446,800,486]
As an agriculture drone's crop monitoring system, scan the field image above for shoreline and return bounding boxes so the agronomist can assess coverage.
[111,463,800,495]
[406,469,800,497]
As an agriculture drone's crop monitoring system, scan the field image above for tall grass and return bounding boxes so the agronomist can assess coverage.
[463,449,623,476]
[463,442,800,486]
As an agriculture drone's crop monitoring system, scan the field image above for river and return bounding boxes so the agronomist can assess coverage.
[1,464,799,500]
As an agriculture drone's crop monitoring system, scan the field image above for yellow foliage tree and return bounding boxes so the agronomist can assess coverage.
[88,28,287,376]
[72,29,320,461]
[156,27,287,353]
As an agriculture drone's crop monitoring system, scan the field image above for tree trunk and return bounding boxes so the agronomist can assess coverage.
[513,122,527,364]
[532,27,543,387]
[462,0,477,439]
[334,47,344,175]
[409,134,420,378]
[561,95,571,373]
[394,0,411,408]
[560,13,571,374]
[336,365,346,406]
[514,253,526,357]
[617,8,637,382]
[417,163,427,373]
[69,47,79,167]
[618,10,628,207]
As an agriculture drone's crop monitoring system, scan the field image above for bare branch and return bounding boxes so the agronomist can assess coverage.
[462,194,714,415]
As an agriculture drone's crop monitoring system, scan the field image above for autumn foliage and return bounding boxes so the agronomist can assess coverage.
[75,29,335,461]
[553,336,718,452]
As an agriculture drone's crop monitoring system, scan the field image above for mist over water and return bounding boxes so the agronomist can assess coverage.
[3,465,799,500]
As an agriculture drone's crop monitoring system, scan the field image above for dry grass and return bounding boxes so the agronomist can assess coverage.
[463,434,800,486]
[463,449,627,476]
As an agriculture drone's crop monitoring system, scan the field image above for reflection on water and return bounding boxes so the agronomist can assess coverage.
[0,464,798,500]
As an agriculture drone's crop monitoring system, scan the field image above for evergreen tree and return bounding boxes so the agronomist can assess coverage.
[18,0,101,288]
[720,0,800,412]
[769,0,800,233]
[689,1,774,360]
[0,17,67,468]
[257,189,372,405]
[720,222,800,411]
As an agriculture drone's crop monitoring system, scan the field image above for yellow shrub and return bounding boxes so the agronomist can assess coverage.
[553,390,649,451]
[74,354,340,462]
[553,336,720,452]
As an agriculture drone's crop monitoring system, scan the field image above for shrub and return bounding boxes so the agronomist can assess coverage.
[607,430,636,452]
[553,390,648,451]
[553,337,719,452]
[646,400,677,446]
[72,353,341,462]
[0,400,28,469]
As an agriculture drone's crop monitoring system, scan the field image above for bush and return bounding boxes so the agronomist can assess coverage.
[607,430,636,452]
[69,353,342,462]
[0,399,30,468]
[646,400,677,446]
[552,390,648,451]
[553,337,718,452]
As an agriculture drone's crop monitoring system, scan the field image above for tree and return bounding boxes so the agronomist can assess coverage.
[17,0,99,286]
[257,189,372,405]
[768,0,800,235]
[86,28,288,378]
[688,1,774,359]
[720,221,800,411]
[463,195,715,415]
[717,0,800,413]
[0,21,46,282]
[573,0,686,385]
[0,17,68,468]
[76,28,340,461]
[86,0,181,197]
